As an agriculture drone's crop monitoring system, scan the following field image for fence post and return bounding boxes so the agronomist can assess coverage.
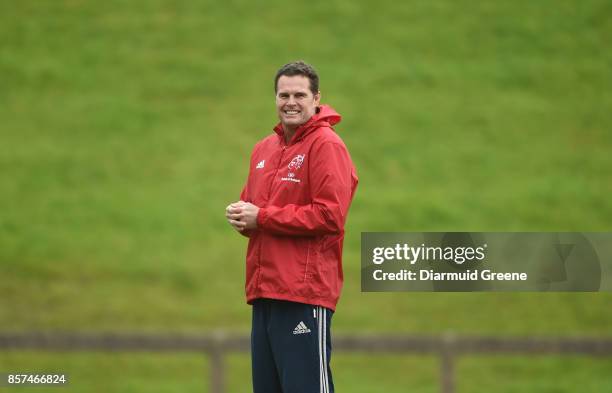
[208,332,227,393]
[209,348,225,393]
[440,334,455,393]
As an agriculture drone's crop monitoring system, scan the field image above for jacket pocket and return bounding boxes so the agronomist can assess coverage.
[302,238,312,283]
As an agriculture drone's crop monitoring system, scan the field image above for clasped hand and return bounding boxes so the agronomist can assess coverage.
[225,200,259,232]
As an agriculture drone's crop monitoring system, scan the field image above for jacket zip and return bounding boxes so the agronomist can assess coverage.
[257,145,287,290]
[266,145,287,200]
[303,239,311,283]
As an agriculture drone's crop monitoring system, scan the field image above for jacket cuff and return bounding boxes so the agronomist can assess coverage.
[256,207,267,229]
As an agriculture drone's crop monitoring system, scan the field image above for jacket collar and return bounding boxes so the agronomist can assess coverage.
[273,104,342,145]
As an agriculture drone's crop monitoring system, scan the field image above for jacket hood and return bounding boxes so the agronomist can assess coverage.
[273,104,342,144]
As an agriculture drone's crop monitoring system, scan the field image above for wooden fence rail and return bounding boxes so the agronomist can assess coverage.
[2,333,612,393]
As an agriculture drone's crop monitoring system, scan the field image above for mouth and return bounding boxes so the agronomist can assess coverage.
[283,109,300,116]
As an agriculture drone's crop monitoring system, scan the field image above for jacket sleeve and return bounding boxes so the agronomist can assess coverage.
[256,141,357,236]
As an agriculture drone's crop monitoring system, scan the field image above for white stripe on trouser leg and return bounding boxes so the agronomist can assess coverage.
[318,306,329,393]
[323,307,329,392]
[318,307,326,393]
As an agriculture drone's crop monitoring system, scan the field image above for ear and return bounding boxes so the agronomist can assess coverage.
[314,91,321,106]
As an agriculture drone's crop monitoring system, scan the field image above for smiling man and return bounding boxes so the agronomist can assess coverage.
[225,61,358,393]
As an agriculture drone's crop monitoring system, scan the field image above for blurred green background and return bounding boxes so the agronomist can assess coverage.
[1,0,611,391]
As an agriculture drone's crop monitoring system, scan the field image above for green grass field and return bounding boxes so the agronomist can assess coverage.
[1,0,612,391]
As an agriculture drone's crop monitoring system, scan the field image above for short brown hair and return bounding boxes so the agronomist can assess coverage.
[274,61,319,95]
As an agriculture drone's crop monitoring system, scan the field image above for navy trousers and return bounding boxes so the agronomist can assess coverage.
[251,298,334,393]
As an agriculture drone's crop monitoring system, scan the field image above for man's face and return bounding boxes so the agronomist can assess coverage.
[276,75,320,131]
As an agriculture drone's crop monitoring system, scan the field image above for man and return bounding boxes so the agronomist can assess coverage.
[225,61,358,393]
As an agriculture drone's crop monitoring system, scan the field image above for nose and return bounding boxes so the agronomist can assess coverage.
[287,95,296,106]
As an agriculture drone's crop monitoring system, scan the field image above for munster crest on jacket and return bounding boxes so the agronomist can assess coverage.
[288,154,305,171]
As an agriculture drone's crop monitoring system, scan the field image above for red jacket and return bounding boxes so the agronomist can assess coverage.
[239,105,358,311]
